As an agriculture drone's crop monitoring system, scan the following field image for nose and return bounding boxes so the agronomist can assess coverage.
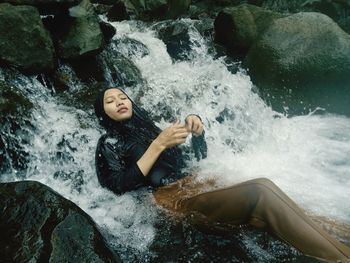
[116,100,124,107]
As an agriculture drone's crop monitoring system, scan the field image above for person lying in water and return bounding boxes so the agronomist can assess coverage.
[94,87,350,262]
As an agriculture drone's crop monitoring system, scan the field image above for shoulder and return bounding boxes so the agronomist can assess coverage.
[97,132,124,147]
[96,133,127,156]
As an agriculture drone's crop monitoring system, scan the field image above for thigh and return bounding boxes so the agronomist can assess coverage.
[179,179,264,224]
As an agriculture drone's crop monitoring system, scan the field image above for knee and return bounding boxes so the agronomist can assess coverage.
[252,177,277,189]
[249,178,276,198]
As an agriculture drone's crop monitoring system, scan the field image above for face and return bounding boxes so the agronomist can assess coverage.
[103,88,133,122]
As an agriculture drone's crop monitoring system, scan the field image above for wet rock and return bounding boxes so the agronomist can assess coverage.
[244,12,350,115]
[0,180,121,262]
[122,0,191,20]
[149,210,317,262]
[69,56,106,83]
[188,0,261,19]
[47,0,105,59]
[157,21,193,61]
[99,21,117,43]
[166,0,192,19]
[107,0,129,21]
[193,18,214,39]
[0,81,33,174]
[301,0,350,34]
[98,43,144,87]
[255,0,350,34]
[259,0,306,13]
[93,3,113,15]
[0,0,80,14]
[0,3,56,74]
[114,38,150,59]
[214,4,283,56]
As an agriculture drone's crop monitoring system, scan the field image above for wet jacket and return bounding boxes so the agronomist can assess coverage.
[95,132,207,195]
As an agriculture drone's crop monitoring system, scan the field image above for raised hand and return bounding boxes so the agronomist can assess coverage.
[154,120,190,150]
[185,115,204,137]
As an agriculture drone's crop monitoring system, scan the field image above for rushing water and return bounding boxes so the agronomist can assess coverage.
[1,18,350,261]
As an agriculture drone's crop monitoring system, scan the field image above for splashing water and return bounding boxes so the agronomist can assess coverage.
[1,18,350,260]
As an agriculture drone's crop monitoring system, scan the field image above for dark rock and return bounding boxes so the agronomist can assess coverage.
[91,0,117,4]
[157,21,193,61]
[244,12,350,115]
[259,0,306,13]
[122,0,191,20]
[114,38,150,59]
[49,0,105,59]
[0,81,33,174]
[149,210,318,262]
[98,43,144,87]
[93,3,113,15]
[99,21,117,43]
[188,0,261,19]
[0,180,121,262]
[193,18,214,39]
[122,0,167,20]
[0,3,56,74]
[0,0,80,15]
[107,0,129,21]
[256,0,350,34]
[302,0,350,33]
[166,0,191,19]
[69,56,106,83]
[214,4,284,56]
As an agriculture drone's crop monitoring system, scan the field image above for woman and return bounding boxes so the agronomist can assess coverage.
[94,87,350,262]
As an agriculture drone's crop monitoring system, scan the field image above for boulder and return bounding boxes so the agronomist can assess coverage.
[98,44,144,87]
[157,21,193,61]
[0,81,33,173]
[114,38,150,59]
[122,0,191,20]
[255,0,350,34]
[99,21,117,43]
[107,0,130,21]
[259,0,306,13]
[0,0,80,14]
[49,0,105,59]
[0,3,55,73]
[149,210,316,262]
[302,0,350,33]
[0,180,121,262]
[188,0,263,19]
[214,4,283,56]
[244,12,350,115]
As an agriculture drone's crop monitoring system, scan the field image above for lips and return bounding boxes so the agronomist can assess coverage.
[117,106,128,113]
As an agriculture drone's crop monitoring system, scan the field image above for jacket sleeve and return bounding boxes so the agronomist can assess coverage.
[96,139,145,195]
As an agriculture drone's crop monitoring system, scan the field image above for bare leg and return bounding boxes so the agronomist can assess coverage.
[177,178,350,262]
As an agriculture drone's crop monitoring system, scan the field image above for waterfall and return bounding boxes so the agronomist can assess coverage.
[1,18,349,260]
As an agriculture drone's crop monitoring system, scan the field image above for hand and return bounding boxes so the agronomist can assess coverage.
[185,115,204,137]
[154,120,190,150]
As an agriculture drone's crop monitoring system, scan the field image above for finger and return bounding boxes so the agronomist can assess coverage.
[186,118,194,132]
[192,122,199,133]
[174,126,188,133]
[172,119,181,125]
[193,123,203,136]
[176,131,190,138]
[176,137,187,145]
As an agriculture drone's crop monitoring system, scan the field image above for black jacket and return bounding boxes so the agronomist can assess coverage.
[95,132,207,195]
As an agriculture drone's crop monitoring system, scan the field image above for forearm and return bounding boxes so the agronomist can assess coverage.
[136,139,165,176]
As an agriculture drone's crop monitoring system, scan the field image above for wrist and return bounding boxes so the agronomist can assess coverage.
[151,138,166,152]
